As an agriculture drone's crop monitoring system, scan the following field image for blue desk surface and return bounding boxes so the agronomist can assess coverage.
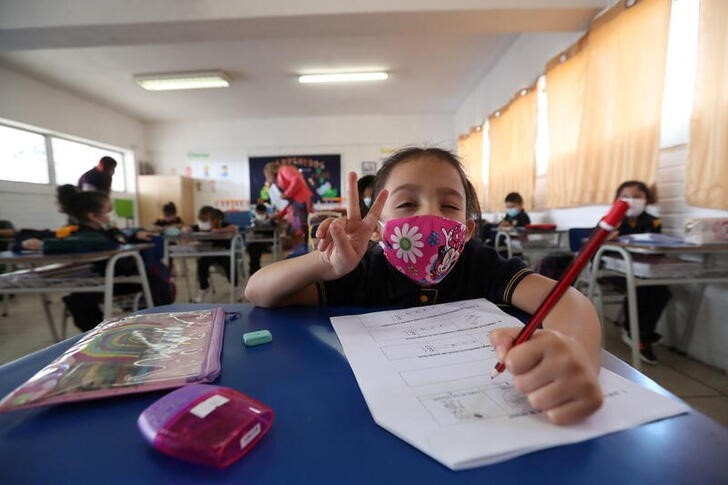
[1,304,726,484]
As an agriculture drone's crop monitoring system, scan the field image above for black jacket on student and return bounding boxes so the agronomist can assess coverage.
[501,211,531,228]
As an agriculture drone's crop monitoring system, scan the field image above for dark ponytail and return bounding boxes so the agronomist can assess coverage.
[56,185,109,223]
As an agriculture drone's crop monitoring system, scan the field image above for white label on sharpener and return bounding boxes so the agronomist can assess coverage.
[240,423,262,449]
[189,395,230,418]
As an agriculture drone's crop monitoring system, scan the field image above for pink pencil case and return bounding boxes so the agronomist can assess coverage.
[0,308,226,413]
[138,384,273,468]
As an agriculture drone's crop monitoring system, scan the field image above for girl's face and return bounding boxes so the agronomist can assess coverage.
[618,185,647,200]
[87,199,112,228]
[378,156,475,236]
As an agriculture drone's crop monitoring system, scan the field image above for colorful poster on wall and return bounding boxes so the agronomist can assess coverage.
[248,154,341,204]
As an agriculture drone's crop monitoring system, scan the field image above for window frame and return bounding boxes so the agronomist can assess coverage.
[0,119,128,193]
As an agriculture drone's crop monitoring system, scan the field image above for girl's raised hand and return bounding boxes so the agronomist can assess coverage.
[315,172,388,280]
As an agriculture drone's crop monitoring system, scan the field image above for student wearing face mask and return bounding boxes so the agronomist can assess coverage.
[357,175,376,218]
[54,185,157,331]
[607,180,669,364]
[193,208,237,303]
[498,192,531,229]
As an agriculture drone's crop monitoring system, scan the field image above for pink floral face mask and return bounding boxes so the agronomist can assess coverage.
[379,215,467,284]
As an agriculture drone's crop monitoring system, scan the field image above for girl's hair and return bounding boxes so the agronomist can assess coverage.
[614,180,656,204]
[373,147,481,220]
[162,201,177,216]
[197,205,215,219]
[210,209,225,223]
[56,185,108,223]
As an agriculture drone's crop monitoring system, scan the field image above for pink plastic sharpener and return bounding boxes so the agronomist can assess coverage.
[138,384,273,468]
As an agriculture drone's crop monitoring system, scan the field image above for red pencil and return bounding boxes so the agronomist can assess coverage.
[490,199,629,378]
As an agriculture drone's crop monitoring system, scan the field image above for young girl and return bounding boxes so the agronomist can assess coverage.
[193,208,237,303]
[610,180,669,364]
[246,148,603,425]
[153,201,184,230]
[55,185,152,331]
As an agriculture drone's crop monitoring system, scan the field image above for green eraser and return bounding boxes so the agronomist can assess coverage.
[243,330,272,347]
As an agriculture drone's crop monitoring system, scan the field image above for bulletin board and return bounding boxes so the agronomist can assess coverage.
[248,155,341,204]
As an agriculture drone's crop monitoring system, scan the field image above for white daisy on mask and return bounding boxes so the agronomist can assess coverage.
[390,223,424,263]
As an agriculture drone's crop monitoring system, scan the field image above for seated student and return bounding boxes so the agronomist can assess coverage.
[357,175,376,218]
[246,203,277,275]
[498,192,531,229]
[53,185,164,331]
[193,208,237,302]
[0,220,15,251]
[246,147,603,425]
[153,202,184,230]
[607,180,669,364]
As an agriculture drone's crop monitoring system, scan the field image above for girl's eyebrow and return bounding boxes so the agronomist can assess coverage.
[391,184,464,200]
[437,187,464,200]
[391,184,420,194]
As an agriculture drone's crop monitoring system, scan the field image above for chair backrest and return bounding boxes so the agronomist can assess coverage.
[568,227,594,252]
[225,211,252,231]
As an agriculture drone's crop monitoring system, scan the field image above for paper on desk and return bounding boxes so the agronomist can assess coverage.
[330,299,689,470]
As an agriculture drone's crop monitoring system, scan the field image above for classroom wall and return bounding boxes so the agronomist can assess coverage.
[0,65,144,229]
[145,114,455,210]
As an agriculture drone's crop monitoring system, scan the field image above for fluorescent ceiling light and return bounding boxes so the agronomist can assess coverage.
[135,71,230,91]
[298,72,388,84]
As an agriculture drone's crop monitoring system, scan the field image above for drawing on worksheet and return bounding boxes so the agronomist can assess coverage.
[418,382,537,426]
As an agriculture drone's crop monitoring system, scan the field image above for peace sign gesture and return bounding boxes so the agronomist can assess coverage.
[315,172,388,280]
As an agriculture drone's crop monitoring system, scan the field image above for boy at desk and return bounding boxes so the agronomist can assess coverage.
[498,192,530,229]
[247,147,603,425]
[191,208,237,303]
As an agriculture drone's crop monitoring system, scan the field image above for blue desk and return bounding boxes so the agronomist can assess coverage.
[0,305,726,484]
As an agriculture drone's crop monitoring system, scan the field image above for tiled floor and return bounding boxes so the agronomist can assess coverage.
[1,264,727,428]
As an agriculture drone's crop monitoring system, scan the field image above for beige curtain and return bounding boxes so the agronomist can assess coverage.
[561,0,671,206]
[545,38,587,208]
[488,88,537,211]
[686,0,728,209]
[457,128,485,210]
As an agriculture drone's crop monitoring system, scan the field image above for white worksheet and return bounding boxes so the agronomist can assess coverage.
[330,299,689,470]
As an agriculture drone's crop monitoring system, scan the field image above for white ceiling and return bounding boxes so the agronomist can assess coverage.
[0,1,605,122]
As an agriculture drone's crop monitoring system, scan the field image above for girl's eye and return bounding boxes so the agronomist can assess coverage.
[442,204,460,210]
[396,202,415,209]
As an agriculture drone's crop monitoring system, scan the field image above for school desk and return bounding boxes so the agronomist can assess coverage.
[587,241,728,369]
[0,245,153,341]
[243,226,282,262]
[0,304,726,484]
[494,228,566,262]
[162,232,244,303]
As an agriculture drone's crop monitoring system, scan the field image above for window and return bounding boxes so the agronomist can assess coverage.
[52,138,126,192]
[0,124,49,184]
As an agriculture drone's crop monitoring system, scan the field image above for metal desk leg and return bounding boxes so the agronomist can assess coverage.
[39,294,61,342]
[622,251,641,370]
[104,252,154,318]
[678,284,707,354]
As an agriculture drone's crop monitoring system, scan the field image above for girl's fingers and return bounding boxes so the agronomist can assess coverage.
[346,172,361,223]
[545,398,601,425]
[316,217,336,239]
[503,338,546,376]
[524,381,572,412]
[361,189,388,230]
[329,219,357,263]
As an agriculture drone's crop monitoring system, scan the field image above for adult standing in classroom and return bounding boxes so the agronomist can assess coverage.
[263,161,313,239]
[78,156,117,195]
